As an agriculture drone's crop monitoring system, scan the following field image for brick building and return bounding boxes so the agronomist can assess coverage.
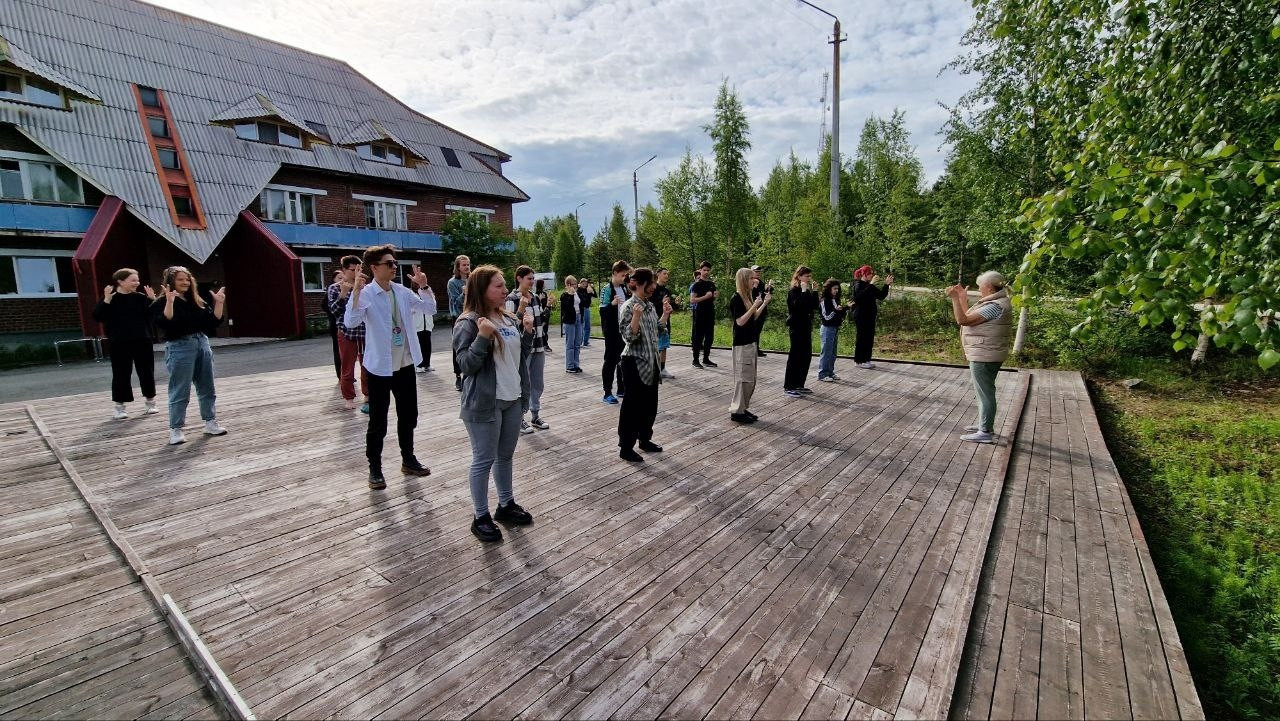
[0,0,527,339]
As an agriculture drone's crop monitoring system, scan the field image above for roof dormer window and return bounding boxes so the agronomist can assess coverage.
[0,70,65,109]
[357,143,404,166]
[235,120,303,149]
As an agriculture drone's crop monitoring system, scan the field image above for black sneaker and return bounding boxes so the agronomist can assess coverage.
[368,467,387,490]
[494,500,534,525]
[638,440,663,453]
[730,413,752,424]
[455,376,463,391]
[471,513,503,542]
[693,359,703,368]
[702,358,718,367]
[745,411,759,422]
[619,448,644,462]
[401,457,431,476]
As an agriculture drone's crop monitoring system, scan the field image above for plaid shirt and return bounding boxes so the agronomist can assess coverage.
[327,282,365,342]
[620,295,661,385]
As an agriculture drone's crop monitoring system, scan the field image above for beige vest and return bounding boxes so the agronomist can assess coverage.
[961,289,1013,362]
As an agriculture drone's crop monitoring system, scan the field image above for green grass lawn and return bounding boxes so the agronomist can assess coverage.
[556,294,1278,719]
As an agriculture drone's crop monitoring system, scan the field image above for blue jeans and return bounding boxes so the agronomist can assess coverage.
[578,311,592,345]
[563,323,580,369]
[463,398,522,517]
[164,334,216,429]
[818,325,839,379]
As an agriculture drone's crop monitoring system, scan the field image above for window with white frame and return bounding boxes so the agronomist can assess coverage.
[0,253,76,296]
[0,71,65,109]
[300,258,327,292]
[356,143,405,166]
[260,187,317,223]
[364,200,408,231]
[0,156,84,203]
[235,121,304,149]
[445,204,495,225]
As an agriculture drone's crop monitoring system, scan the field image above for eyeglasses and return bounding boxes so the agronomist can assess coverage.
[371,260,397,268]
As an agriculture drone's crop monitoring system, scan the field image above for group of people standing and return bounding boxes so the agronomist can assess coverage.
[95,244,1013,546]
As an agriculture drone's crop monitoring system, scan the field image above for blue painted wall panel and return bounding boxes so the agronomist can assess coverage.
[0,202,97,233]
[263,221,444,251]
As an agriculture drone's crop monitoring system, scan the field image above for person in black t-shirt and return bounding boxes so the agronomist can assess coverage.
[750,265,768,358]
[649,267,680,378]
[728,267,772,423]
[783,265,818,395]
[93,267,158,420]
[689,261,718,367]
[152,266,227,446]
[599,260,632,403]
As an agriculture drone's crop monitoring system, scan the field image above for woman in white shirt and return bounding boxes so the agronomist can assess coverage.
[453,265,534,542]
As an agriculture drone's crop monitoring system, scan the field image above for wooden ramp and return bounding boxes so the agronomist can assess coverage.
[0,345,1199,719]
[951,370,1203,720]
[0,407,219,720]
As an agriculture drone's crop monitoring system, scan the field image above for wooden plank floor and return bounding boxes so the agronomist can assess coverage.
[1,343,1195,720]
[0,407,218,720]
[951,369,1203,720]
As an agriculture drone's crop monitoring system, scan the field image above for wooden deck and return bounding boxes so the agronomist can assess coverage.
[0,343,1200,719]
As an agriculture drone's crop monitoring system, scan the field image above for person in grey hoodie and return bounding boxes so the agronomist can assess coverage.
[453,264,534,543]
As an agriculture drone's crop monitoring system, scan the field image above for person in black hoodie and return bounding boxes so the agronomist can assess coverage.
[152,265,227,446]
[93,267,158,419]
[817,278,853,381]
[783,265,818,395]
[850,265,893,369]
[599,260,631,404]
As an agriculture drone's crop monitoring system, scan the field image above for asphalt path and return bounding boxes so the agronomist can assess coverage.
[0,329,456,404]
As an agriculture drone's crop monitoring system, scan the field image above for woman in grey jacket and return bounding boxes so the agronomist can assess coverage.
[453,264,534,542]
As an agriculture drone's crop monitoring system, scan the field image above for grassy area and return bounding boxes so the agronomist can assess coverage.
[558,292,1278,719]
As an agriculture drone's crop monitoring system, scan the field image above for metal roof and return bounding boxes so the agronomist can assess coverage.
[0,0,528,263]
[334,119,426,160]
[0,33,102,102]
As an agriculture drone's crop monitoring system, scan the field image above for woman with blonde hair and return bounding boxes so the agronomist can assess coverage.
[728,266,772,423]
[946,270,1013,444]
[560,275,583,373]
[151,265,226,445]
[453,264,534,542]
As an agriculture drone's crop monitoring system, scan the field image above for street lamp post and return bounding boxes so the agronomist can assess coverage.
[795,0,842,219]
[574,202,585,222]
[632,154,657,250]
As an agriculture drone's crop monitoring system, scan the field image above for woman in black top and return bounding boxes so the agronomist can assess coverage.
[93,267,158,419]
[850,265,893,368]
[152,265,227,446]
[783,265,818,395]
[577,279,596,347]
[817,279,853,381]
[560,276,582,373]
[535,278,553,351]
[729,267,772,423]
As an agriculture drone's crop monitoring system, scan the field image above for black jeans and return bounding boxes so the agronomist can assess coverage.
[417,329,432,368]
[691,313,715,359]
[853,314,877,363]
[602,329,626,396]
[784,327,812,389]
[618,357,658,449]
[109,338,155,403]
[365,364,418,468]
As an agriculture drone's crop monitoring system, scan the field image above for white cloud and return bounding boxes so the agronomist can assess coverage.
[148,0,977,233]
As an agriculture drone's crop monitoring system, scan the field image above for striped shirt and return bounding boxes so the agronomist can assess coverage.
[620,295,661,385]
[977,302,1005,322]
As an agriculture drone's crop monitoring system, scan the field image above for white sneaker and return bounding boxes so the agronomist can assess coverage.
[143,399,159,415]
[961,431,995,444]
[519,420,535,435]
[660,368,675,379]
[425,366,434,372]
[818,376,835,383]
[168,428,186,445]
[113,403,128,420]
[857,362,875,369]
[203,419,228,436]
[415,366,428,374]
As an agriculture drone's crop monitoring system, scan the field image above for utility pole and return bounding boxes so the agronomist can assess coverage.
[632,154,657,251]
[817,71,828,157]
[574,202,585,222]
[795,1,843,218]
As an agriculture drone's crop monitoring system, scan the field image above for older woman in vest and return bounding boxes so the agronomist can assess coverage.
[946,271,1013,444]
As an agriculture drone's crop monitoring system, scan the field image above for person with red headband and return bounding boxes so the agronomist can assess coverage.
[850,265,893,368]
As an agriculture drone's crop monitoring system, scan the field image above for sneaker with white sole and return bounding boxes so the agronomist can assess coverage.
[660,368,675,379]
[784,389,803,398]
[143,399,159,415]
[203,419,228,436]
[519,420,535,435]
[961,430,995,444]
[415,366,428,374]
[818,376,836,383]
[530,417,550,430]
[113,403,128,420]
[168,428,185,445]
[857,362,875,369]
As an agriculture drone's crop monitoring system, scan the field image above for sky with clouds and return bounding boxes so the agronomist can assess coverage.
[150,0,978,235]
